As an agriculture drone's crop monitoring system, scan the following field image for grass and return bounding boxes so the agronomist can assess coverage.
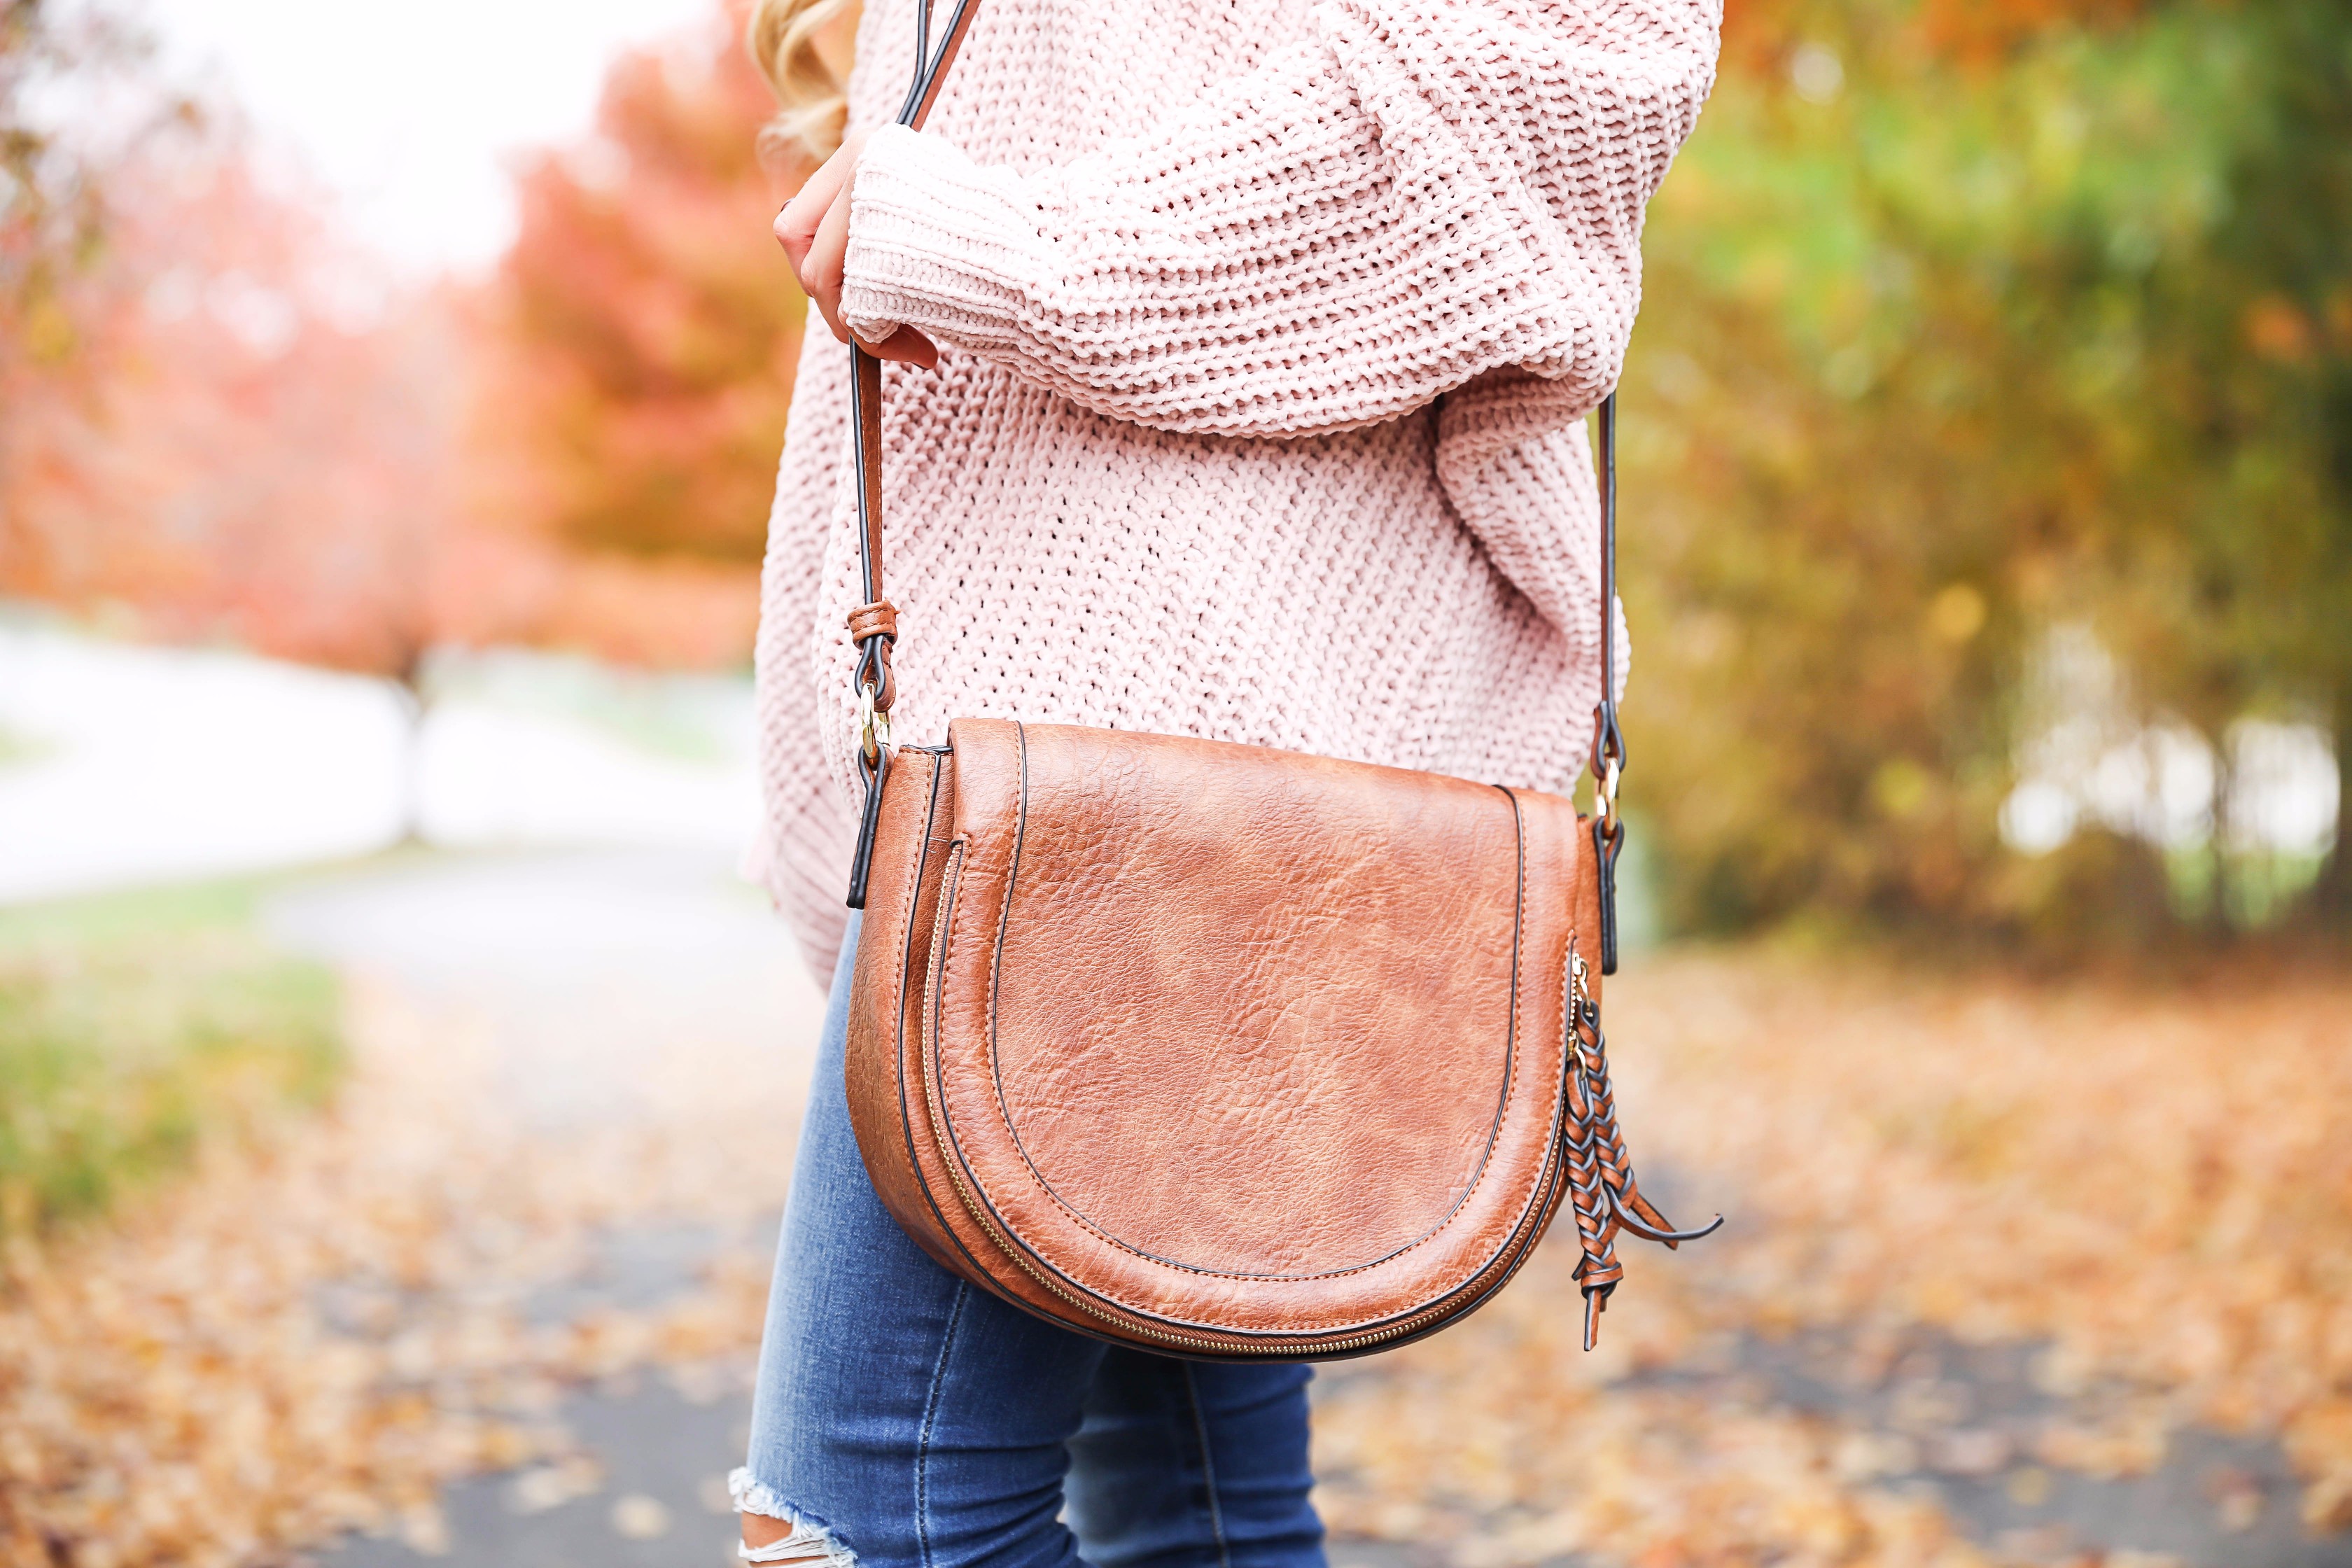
[0,720,55,766]
[0,877,344,1239]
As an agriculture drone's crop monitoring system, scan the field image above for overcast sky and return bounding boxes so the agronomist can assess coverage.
[137,0,718,275]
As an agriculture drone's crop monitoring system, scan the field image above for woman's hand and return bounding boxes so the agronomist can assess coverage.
[776,132,939,369]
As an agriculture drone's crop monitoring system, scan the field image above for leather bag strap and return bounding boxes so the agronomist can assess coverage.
[1590,393,1625,974]
[840,0,1628,945]
[847,0,984,720]
[844,0,983,907]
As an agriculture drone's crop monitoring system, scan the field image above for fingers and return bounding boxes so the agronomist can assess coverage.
[860,326,939,369]
[805,283,850,348]
[773,132,862,274]
[771,129,932,368]
[802,171,855,316]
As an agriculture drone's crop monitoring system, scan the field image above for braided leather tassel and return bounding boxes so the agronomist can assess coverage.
[1563,944,1722,1350]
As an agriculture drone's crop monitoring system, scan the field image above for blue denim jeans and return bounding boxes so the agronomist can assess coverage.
[734,913,1328,1568]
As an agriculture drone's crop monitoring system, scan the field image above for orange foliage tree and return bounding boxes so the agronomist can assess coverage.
[4,3,801,678]
[470,10,805,575]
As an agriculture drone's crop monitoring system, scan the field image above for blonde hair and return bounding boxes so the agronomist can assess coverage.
[747,0,861,168]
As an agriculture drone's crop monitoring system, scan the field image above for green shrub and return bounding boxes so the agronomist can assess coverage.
[0,884,343,1237]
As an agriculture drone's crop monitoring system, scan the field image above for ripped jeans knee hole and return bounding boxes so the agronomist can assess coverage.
[728,1469,859,1565]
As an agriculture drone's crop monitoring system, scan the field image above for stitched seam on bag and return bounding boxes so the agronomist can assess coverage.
[978,790,1532,1285]
[922,743,1079,1315]
[937,777,1558,1332]
[984,722,1030,1183]
[895,759,990,1284]
[928,841,1015,1299]
[928,756,1569,1334]
[984,785,1530,1284]
[946,904,1560,1338]
[887,754,935,1138]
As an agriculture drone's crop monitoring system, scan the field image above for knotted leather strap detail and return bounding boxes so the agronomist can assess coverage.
[848,600,899,713]
[1562,944,1722,1350]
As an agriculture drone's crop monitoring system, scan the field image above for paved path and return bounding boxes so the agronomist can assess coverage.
[266,849,818,1567]
[263,850,2346,1568]
[265,848,821,1135]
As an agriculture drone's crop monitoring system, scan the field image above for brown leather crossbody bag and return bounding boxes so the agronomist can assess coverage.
[839,0,1714,1359]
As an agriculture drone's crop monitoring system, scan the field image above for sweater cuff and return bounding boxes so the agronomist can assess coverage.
[841,123,1044,354]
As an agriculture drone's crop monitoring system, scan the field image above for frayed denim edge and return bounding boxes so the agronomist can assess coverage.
[728,1468,859,1565]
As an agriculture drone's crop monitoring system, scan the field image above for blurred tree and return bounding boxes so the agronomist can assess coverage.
[0,132,463,830]
[2118,0,2352,927]
[2,1,444,677]
[2,0,114,360]
[1719,0,2147,70]
[471,12,806,568]
[1,118,766,834]
[3,3,778,664]
[2,0,195,475]
[1623,0,2351,948]
[3,138,449,665]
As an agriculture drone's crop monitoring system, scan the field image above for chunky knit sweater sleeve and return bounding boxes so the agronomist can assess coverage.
[839,0,1719,439]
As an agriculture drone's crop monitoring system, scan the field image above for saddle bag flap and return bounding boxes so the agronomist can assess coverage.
[876,718,1592,1345]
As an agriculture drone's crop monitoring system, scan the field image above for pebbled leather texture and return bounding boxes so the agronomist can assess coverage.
[846,720,1613,1358]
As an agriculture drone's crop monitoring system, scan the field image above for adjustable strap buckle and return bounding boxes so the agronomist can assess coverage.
[846,600,899,911]
[1589,697,1628,975]
[846,680,892,912]
[856,682,892,769]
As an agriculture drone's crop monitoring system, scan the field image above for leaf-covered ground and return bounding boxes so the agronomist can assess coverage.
[0,969,788,1565]
[1313,951,2352,1567]
[0,864,2344,1567]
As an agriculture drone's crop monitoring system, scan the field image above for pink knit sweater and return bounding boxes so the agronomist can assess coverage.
[749,0,1721,979]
